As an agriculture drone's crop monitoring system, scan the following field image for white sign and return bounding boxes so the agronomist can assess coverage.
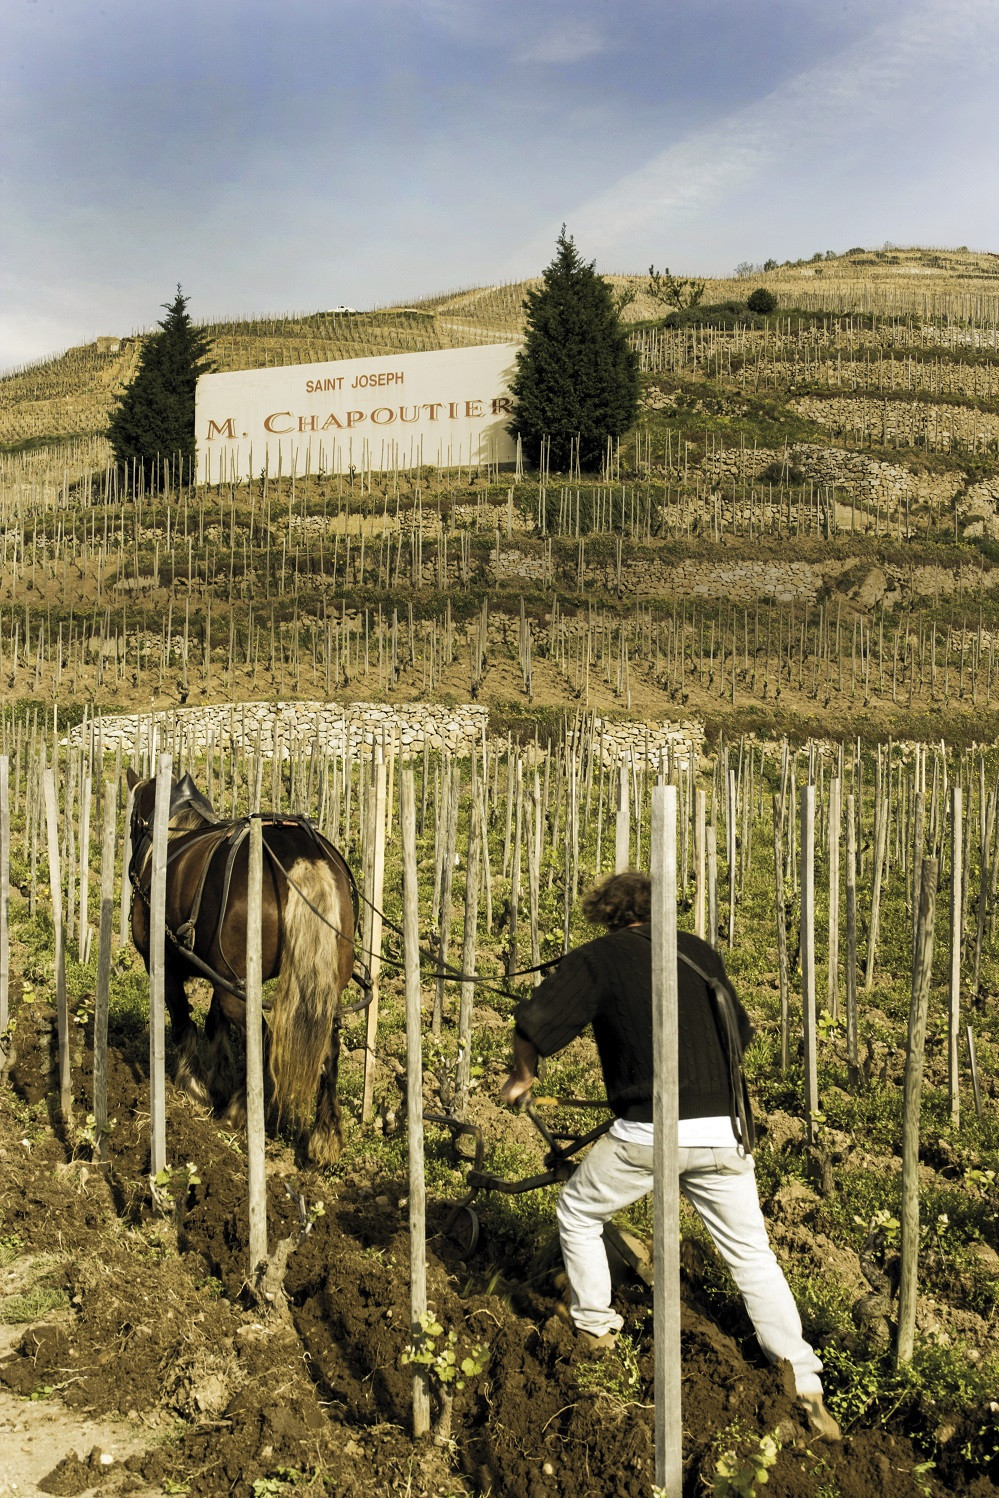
[195,343,520,482]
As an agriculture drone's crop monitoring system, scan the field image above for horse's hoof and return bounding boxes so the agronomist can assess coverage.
[175,1062,211,1108]
[307,1128,343,1169]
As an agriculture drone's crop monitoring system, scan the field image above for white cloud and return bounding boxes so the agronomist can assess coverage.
[509,0,999,271]
[516,21,608,64]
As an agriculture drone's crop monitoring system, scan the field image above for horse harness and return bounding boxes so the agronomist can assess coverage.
[129,802,371,1016]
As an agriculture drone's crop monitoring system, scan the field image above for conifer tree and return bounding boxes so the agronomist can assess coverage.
[509,229,639,472]
[108,287,212,487]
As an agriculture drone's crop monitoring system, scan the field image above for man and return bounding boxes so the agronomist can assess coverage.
[500,870,840,1442]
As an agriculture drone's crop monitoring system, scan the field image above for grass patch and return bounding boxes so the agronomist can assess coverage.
[0,1287,68,1323]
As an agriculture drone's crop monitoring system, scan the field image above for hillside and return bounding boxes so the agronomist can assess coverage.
[2,244,999,745]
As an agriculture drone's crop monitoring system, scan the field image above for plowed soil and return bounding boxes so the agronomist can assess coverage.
[0,1003,994,1498]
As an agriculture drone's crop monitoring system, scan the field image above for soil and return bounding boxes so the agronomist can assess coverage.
[0,1003,994,1498]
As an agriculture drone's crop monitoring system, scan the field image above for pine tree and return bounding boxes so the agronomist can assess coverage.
[108,287,212,488]
[509,229,639,473]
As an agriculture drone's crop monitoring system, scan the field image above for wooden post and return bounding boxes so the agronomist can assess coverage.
[455,769,482,1115]
[93,790,116,1158]
[727,767,737,947]
[245,817,268,1280]
[967,1023,983,1121]
[865,769,889,991]
[911,787,926,962]
[0,757,9,1064]
[694,786,706,940]
[897,857,937,1366]
[845,794,859,1088]
[119,783,135,948]
[800,784,819,1143]
[706,824,718,947]
[361,748,388,1122]
[432,760,460,1035]
[948,788,962,1128]
[148,752,172,1178]
[43,768,72,1125]
[78,772,92,964]
[827,777,841,1019]
[651,784,681,1497]
[401,765,430,1439]
[772,795,790,1071]
[615,761,630,872]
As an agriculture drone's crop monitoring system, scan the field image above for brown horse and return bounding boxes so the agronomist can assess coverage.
[126,769,357,1166]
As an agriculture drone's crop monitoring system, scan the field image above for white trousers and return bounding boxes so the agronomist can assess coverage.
[555,1133,824,1396]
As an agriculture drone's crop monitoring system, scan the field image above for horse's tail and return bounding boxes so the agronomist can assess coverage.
[268,856,351,1130]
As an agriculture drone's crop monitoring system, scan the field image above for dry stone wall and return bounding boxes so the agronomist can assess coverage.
[68,699,702,769]
[70,701,490,760]
[790,396,999,454]
[700,442,963,510]
[485,544,999,606]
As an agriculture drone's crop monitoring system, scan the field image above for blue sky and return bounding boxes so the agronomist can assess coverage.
[2,0,997,371]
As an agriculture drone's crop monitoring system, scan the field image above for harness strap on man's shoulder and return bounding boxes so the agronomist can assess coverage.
[675,947,756,1153]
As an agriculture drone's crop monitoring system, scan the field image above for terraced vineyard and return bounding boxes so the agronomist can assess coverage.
[1,246,999,1496]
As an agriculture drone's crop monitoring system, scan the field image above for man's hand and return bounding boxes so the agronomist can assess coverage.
[501,1031,539,1106]
[500,1070,534,1105]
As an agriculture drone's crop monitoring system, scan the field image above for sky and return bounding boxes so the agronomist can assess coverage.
[2,0,998,372]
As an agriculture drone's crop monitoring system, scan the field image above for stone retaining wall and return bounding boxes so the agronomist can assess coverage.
[790,396,999,453]
[487,546,999,605]
[68,700,702,769]
[700,441,963,510]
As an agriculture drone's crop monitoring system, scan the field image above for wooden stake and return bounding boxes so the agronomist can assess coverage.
[615,761,630,872]
[43,768,72,1125]
[694,787,706,940]
[0,757,8,1063]
[800,784,819,1144]
[361,749,388,1122]
[727,768,737,947]
[772,795,790,1072]
[246,816,268,1281]
[827,777,841,1019]
[148,752,172,1178]
[455,766,482,1115]
[845,795,859,1088]
[93,789,116,1158]
[948,788,962,1127]
[897,857,937,1366]
[119,783,135,948]
[650,784,681,1497]
[706,824,718,947]
[401,765,430,1438]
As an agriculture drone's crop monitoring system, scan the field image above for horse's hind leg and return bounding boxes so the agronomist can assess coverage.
[206,988,241,1118]
[166,964,210,1106]
[308,1022,343,1168]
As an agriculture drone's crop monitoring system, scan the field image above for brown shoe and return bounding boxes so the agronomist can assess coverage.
[798,1393,842,1442]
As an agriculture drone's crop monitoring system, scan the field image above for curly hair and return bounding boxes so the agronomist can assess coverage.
[582,871,651,929]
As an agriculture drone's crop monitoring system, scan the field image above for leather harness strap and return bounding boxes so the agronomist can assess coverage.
[130,811,371,1014]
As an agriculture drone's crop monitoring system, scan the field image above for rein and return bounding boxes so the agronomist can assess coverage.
[132,796,562,1012]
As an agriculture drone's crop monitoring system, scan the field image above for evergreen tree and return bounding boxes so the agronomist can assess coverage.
[509,229,639,473]
[108,287,212,487]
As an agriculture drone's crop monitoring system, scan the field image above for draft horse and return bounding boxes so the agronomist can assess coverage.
[127,770,357,1166]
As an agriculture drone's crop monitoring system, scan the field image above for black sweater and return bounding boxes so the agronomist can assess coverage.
[514,925,752,1123]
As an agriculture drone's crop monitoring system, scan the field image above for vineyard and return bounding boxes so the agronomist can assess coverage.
[1,247,999,1497]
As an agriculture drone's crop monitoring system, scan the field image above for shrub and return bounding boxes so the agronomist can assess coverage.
[746,288,778,314]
